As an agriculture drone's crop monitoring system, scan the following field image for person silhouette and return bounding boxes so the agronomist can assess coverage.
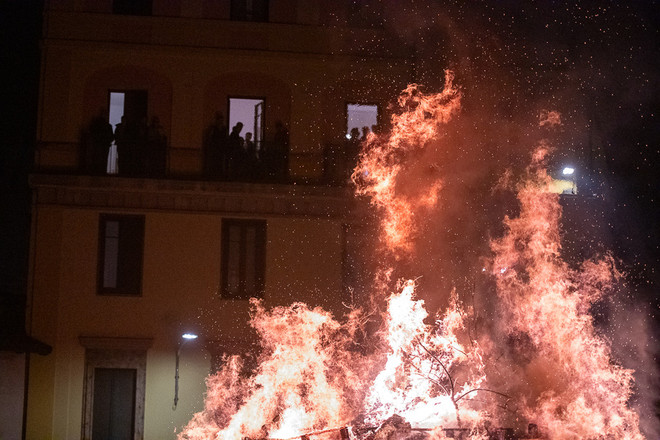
[203,112,227,178]
[147,116,167,177]
[87,109,114,175]
[360,126,370,142]
[272,120,289,180]
[114,116,128,175]
[227,122,244,179]
[244,132,257,172]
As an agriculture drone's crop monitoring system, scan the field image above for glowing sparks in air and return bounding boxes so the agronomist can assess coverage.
[179,77,647,440]
[490,146,643,439]
[353,71,461,256]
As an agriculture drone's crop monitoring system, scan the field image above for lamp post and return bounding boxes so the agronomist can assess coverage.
[173,333,198,410]
[562,166,576,194]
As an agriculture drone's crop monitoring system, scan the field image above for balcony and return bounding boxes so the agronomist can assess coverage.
[34,138,358,187]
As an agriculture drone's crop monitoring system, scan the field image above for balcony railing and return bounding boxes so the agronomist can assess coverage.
[34,140,358,186]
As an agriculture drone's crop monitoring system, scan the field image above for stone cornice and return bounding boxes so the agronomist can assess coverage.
[79,336,154,350]
[29,173,358,219]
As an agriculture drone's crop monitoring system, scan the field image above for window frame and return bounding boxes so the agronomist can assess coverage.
[97,214,145,296]
[80,337,151,440]
[227,95,267,147]
[220,218,267,300]
[346,102,380,139]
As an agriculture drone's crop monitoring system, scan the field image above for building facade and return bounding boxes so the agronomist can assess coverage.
[26,1,415,439]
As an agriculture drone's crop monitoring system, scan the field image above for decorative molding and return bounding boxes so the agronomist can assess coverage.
[30,174,356,219]
[81,344,150,440]
[79,336,154,351]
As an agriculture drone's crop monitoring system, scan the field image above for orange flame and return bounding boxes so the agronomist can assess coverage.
[489,145,644,439]
[353,71,461,256]
[180,300,371,440]
[180,80,648,440]
[364,281,486,430]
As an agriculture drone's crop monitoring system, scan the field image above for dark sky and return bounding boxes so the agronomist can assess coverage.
[374,1,659,307]
[0,0,657,306]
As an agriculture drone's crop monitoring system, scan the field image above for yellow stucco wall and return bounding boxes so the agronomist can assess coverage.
[27,206,347,439]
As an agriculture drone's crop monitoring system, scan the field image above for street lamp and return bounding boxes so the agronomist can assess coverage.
[173,333,198,410]
[562,166,577,194]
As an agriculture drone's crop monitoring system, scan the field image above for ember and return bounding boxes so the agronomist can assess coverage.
[179,73,647,440]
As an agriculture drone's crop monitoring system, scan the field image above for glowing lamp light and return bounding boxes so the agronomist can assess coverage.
[562,166,575,176]
[174,332,199,410]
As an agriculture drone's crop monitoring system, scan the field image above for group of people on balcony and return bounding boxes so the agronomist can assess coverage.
[203,112,289,182]
[85,110,167,177]
[323,125,375,185]
[84,109,371,185]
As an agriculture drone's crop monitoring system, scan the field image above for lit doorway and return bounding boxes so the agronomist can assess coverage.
[228,97,264,148]
[107,90,148,174]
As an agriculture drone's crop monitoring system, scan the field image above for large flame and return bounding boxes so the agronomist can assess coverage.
[363,280,486,430]
[179,73,648,440]
[353,71,460,256]
[489,145,643,439]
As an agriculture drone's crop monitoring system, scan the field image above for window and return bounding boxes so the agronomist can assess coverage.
[221,219,266,299]
[230,0,269,22]
[108,90,148,176]
[80,338,151,440]
[228,97,265,147]
[113,0,152,16]
[98,214,145,295]
[346,103,378,140]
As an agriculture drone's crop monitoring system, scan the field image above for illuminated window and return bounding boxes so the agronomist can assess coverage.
[108,90,148,175]
[230,0,269,22]
[98,214,145,295]
[221,219,266,300]
[346,103,378,139]
[228,97,265,147]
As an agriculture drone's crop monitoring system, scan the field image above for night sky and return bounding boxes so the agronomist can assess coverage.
[371,0,659,322]
[0,0,658,435]
[0,0,658,344]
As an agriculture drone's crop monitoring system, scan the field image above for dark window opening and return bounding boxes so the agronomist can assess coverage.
[98,214,145,295]
[221,219,266,300]
[230,0,269,22]
[113,0,152,16]
[92,368,137,440]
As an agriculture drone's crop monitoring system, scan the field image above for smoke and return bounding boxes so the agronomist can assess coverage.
[371,7,659,434]
[180,2,658,438]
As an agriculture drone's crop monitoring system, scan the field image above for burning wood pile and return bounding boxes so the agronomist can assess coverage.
[178,74,647,440]
[255,416,540,440]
